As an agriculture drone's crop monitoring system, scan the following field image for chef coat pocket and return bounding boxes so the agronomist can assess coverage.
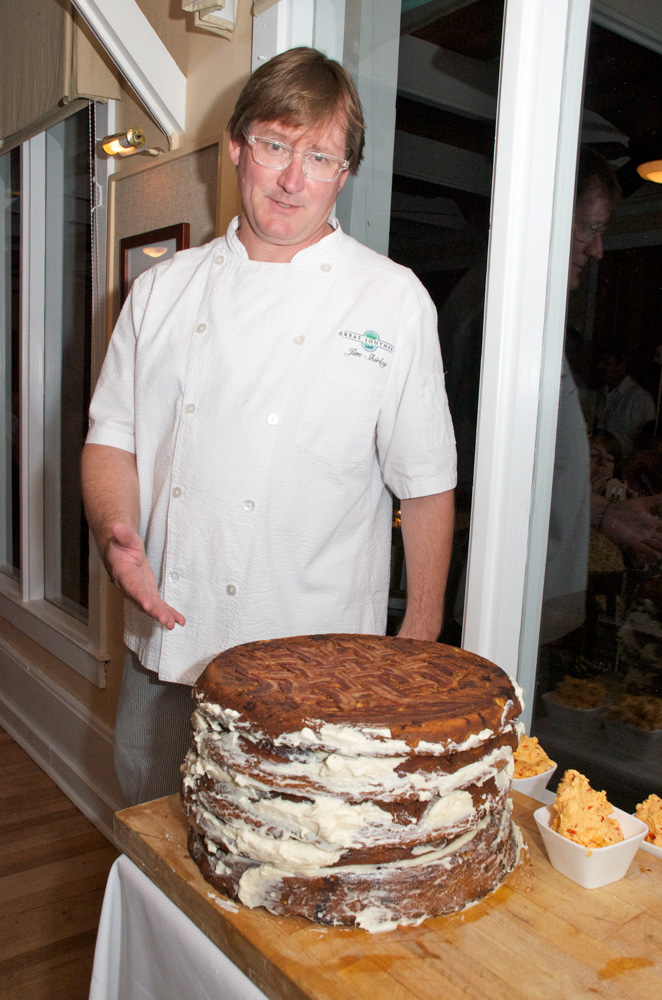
[294,369,383,467]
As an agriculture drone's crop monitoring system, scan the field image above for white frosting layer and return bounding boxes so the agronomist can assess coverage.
[231,810,520,931]
[196,701,514,756]
[235,820,484,887]
[189,708,515,803]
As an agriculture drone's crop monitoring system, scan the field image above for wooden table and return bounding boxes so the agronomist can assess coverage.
[114,792,661,1000]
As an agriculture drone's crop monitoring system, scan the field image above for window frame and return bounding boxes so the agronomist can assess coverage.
[0,103,110,687]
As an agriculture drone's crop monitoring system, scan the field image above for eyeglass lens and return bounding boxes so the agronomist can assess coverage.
[250,137,344,181]
[574,219,604,243]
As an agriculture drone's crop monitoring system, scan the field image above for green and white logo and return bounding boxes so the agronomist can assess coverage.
[338,329,394,355]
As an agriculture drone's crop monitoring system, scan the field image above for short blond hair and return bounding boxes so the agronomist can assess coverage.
[228,47,365,175]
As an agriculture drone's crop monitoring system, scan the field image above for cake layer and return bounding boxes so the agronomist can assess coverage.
[187,803,522,930]
[182,769,511,865]
[196,634,522,753]
[187,706,518,803]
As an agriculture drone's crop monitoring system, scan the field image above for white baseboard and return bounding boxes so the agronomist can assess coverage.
[0,637,125,845]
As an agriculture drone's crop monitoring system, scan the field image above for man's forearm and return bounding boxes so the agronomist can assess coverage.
[81,443,140,558]
[398,489,455,641]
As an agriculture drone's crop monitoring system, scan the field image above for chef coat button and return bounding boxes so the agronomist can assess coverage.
[168,571,179,582]
[214,254,225,266]
[293,335,305,345]
[243,499,255,511]
[320,263,332,272]
[196,323,207,333]
[172,487,182,498]
[185,403,196,414]
[266,413,279,425]
[226,584,237,595]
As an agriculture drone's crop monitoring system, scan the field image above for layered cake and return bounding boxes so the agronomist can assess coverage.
[181,633,524,931]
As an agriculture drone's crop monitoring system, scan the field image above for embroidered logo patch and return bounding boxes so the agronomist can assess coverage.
[338,330,394,354]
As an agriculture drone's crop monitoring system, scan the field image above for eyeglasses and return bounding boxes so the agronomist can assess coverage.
[573,217,606,244]
[246,134,350,182]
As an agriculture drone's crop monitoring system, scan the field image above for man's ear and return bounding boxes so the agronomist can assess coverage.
[337,167,350,193]
[228,134,242,167]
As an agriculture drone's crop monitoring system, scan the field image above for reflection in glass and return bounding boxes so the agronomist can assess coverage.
[532,22,662,812]
[0,148,20,581]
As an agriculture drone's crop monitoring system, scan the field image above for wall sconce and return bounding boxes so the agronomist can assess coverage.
[101,128,166,158]
[102,128,146,156]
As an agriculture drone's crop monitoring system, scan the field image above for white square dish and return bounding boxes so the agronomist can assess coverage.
[533,803,648,888]
[639,839,662,859]
[631,815,662,859]
[512,764,557,801]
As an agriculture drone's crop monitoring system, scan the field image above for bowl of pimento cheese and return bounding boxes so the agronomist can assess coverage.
[634,794,662,859]
[534,769,648,888]
[511,734,556,801]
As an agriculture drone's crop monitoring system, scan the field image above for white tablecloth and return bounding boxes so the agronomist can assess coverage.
[89,855,269,1000]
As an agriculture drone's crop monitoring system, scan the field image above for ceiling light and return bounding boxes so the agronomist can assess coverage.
[636,159,662,184]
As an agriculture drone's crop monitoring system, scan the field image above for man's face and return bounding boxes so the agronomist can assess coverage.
[228,113,350,262]
[597,353,626,389]
[568,182,612,290]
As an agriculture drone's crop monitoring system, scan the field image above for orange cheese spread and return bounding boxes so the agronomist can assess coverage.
[635,794,662,846]
[513,735,555,778]
[551,769,623,848]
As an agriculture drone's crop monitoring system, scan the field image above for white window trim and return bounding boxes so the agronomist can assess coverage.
[70,0,186,138]
[0,106,110,688]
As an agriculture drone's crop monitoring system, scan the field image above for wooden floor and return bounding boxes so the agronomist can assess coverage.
[0,727,119,1000]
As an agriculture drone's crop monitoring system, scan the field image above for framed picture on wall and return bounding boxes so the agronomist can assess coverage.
[120,222,190,302]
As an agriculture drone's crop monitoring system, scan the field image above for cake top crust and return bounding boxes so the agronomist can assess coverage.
[194,634,521,752]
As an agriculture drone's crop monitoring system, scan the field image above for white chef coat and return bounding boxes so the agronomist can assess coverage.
[87,219,456,683]
[540,357,591,644]
[594,374,655,458]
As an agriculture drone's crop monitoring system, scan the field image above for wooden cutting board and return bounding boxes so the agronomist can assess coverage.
[114,792,661,1000]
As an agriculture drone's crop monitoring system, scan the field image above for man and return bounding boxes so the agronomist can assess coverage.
[594,347,655,458]
[82,48,457,805]
[541,146,662,643]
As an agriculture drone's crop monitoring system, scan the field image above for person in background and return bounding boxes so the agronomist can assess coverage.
[588,430,628,576]
[81,47,457,805]
[594,346,656,459]
[541,146,662,644]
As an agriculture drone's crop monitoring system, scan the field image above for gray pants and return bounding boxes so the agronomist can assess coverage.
[114,650,195,806]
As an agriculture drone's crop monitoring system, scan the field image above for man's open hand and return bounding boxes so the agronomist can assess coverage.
[602,494,662,562]
[103,522,186,630]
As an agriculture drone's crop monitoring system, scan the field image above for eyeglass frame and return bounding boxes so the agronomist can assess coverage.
[572,216,607,244]
[245,133,350,182]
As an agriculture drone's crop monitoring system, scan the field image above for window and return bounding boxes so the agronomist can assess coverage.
[0,103,108,685]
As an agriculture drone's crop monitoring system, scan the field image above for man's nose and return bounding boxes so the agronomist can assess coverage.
[586,231,604,259]
[277,154,306,191]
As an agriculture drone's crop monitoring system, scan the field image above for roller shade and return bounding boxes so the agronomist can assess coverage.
[0,1,120,152]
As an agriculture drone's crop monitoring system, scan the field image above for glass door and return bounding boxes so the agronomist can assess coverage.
[530,13,662,811]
